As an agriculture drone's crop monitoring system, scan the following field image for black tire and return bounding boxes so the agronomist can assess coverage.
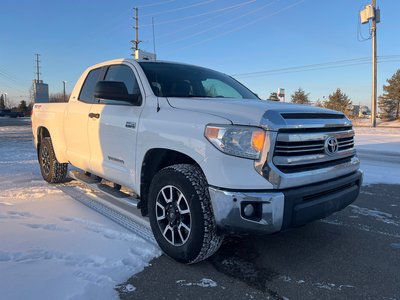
[38,137,68,183]
[148,164,223,264]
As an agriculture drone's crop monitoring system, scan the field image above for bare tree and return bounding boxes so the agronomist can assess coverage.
[49,93,70,103]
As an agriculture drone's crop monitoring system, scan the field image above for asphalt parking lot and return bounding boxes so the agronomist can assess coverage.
[119,183,400,300]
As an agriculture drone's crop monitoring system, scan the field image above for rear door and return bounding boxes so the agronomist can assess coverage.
[64,67,104,171]
[87,63,144,189]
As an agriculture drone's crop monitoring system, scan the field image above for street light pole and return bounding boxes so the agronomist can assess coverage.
[62,81,67,102]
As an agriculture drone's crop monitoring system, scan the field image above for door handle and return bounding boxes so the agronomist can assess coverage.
[88,113,100,119]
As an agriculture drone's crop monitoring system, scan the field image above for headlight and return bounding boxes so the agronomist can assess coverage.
[204,125,266,160]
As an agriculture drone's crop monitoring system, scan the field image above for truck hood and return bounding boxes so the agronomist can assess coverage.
[166,97,349,130]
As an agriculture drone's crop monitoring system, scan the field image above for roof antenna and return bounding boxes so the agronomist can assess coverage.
[152,17,157,61]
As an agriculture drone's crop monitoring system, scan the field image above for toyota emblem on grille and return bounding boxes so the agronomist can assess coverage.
[324,136,339,155]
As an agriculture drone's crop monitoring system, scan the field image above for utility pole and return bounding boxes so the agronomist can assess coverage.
[35,54,41,82]
[131,7,141,57]
[62,81,67,102]
[371,0,377,128]
[360,2,379,127]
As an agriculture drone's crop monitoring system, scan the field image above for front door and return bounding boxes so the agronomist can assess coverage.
[87,63,144,189]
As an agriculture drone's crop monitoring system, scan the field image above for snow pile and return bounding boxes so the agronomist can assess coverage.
[0,126,160,300]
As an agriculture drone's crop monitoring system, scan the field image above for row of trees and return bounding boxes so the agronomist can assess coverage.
[1,94,34,115]
[269,88,352,115]
[268,69,400,120]
[0,92,68,115]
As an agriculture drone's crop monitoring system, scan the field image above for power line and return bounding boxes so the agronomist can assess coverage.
[159,0,276,47]
[92,0,178,38]
[237,60,400,78]
[141,0,217,18]
[142,0,257,27]
[0,72,28,94]
[136,0,177,9]
[0,71,25,86]
[232,57,372,77]
[170,0,305,52]
[0,68,27,85]
[235,58,399,78]
[231,56,400,78]
[156,1,256,40]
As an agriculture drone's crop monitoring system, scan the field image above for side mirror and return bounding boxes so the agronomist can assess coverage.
[94,81,141,105]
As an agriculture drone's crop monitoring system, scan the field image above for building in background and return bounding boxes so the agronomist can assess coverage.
[33,80,49,103]
[349,104,371,118]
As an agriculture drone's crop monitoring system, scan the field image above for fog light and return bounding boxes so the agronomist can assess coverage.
[243,204,255,217]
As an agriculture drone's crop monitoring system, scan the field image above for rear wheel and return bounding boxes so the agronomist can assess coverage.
[148,164,223,264]
[38,137,68,183]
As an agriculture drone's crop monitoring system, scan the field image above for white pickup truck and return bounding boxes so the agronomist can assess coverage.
[32,58,362,263]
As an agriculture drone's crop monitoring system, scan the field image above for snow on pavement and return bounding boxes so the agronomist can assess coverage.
[0,125,160,300]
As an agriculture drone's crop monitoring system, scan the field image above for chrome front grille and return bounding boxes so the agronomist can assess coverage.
[272,127,356,173]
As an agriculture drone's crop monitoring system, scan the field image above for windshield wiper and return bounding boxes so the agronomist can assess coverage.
[168,95,214,98]
[186,95,214,98]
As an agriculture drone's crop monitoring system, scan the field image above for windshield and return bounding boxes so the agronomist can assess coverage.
[139,62,258,99]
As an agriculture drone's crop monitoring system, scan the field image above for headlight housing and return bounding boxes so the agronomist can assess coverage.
[205,125,266,160]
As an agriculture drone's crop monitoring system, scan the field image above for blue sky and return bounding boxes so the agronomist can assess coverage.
[1,0,399,107]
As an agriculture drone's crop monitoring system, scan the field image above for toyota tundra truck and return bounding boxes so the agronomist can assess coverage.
[31,58,362,263]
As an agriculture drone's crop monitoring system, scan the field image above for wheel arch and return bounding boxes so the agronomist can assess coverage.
[36,126,68,163]
[139,148,205,216]
[36,126,51,156]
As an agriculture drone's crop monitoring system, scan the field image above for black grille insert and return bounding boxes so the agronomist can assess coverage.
[279,126,352,133]
[271,156,354,173]
[281,113,346,119]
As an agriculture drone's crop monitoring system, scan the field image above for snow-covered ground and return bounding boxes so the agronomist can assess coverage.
[352,118,400,128]
[354,127,400,185]
[0,122,398,300]
[0,125,160,300]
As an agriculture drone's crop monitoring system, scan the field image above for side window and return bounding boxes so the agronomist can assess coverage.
[201,78,242,99]
[78,68,102,103]
[104,65,140,95]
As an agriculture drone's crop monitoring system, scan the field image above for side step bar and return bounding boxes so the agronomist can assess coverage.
[70,170,140,208]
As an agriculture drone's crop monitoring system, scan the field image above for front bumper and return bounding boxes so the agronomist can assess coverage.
[209,170,363,235]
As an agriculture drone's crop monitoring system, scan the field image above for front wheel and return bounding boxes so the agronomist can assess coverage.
[38,137,68,183]
[148,164,223,264]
